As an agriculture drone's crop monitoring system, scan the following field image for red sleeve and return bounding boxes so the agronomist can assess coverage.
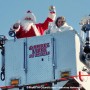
[35,17,53,35]
[15,26,24,38]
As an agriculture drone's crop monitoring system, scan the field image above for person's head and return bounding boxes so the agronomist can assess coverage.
[21,10,36,23]
[55,16,66,28]
[21,10,36,31]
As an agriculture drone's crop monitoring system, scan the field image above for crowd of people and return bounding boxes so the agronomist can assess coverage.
[9,6,73,39]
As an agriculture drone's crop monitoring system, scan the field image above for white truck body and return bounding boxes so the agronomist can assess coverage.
[0,30,90,90]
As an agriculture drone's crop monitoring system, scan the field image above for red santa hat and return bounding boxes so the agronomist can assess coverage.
[24,10,36,23]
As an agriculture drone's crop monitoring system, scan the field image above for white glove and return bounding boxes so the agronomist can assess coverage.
[9,22,20,33]
[48,6,56,21]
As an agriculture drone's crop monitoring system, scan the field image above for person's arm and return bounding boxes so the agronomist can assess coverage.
[10,20,21,34]
[48,6,56,21]
[36,6,56,35]
[68,26,74,30]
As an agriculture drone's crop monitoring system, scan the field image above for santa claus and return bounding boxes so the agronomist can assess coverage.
[10,6,56,39]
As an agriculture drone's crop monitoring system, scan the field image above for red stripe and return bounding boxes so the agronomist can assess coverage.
[1,74,90,89]
[0,85,15,89]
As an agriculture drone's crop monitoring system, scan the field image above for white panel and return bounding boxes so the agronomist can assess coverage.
[52,31,77,79]
[26,35,54,84]
[75,33,90,90]
[47,31,77,87]
[5,38,26,86]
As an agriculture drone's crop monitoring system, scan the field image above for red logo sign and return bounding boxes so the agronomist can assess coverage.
[29,43,50,58]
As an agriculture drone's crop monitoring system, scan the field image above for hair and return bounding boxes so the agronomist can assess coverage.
[55,16,66,27]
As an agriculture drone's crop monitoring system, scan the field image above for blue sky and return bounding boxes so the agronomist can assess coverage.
[0,0,90,39]
[0,0,90,87]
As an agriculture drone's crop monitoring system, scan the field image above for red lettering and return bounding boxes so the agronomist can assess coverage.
[29,43,50,58]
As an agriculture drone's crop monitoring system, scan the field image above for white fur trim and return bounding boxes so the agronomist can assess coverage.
[31,24,41,36]
[12,24,20,33]
[48,13,56,21]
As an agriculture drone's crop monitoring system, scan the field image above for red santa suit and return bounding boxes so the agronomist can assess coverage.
[11,7,56,39]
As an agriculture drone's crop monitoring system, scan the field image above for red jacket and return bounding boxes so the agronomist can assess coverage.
[15,17,53,39]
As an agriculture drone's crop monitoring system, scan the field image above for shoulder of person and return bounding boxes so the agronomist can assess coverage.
[64,23,73,30]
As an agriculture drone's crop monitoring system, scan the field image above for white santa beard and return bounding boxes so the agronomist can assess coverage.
[21,20,34,31]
